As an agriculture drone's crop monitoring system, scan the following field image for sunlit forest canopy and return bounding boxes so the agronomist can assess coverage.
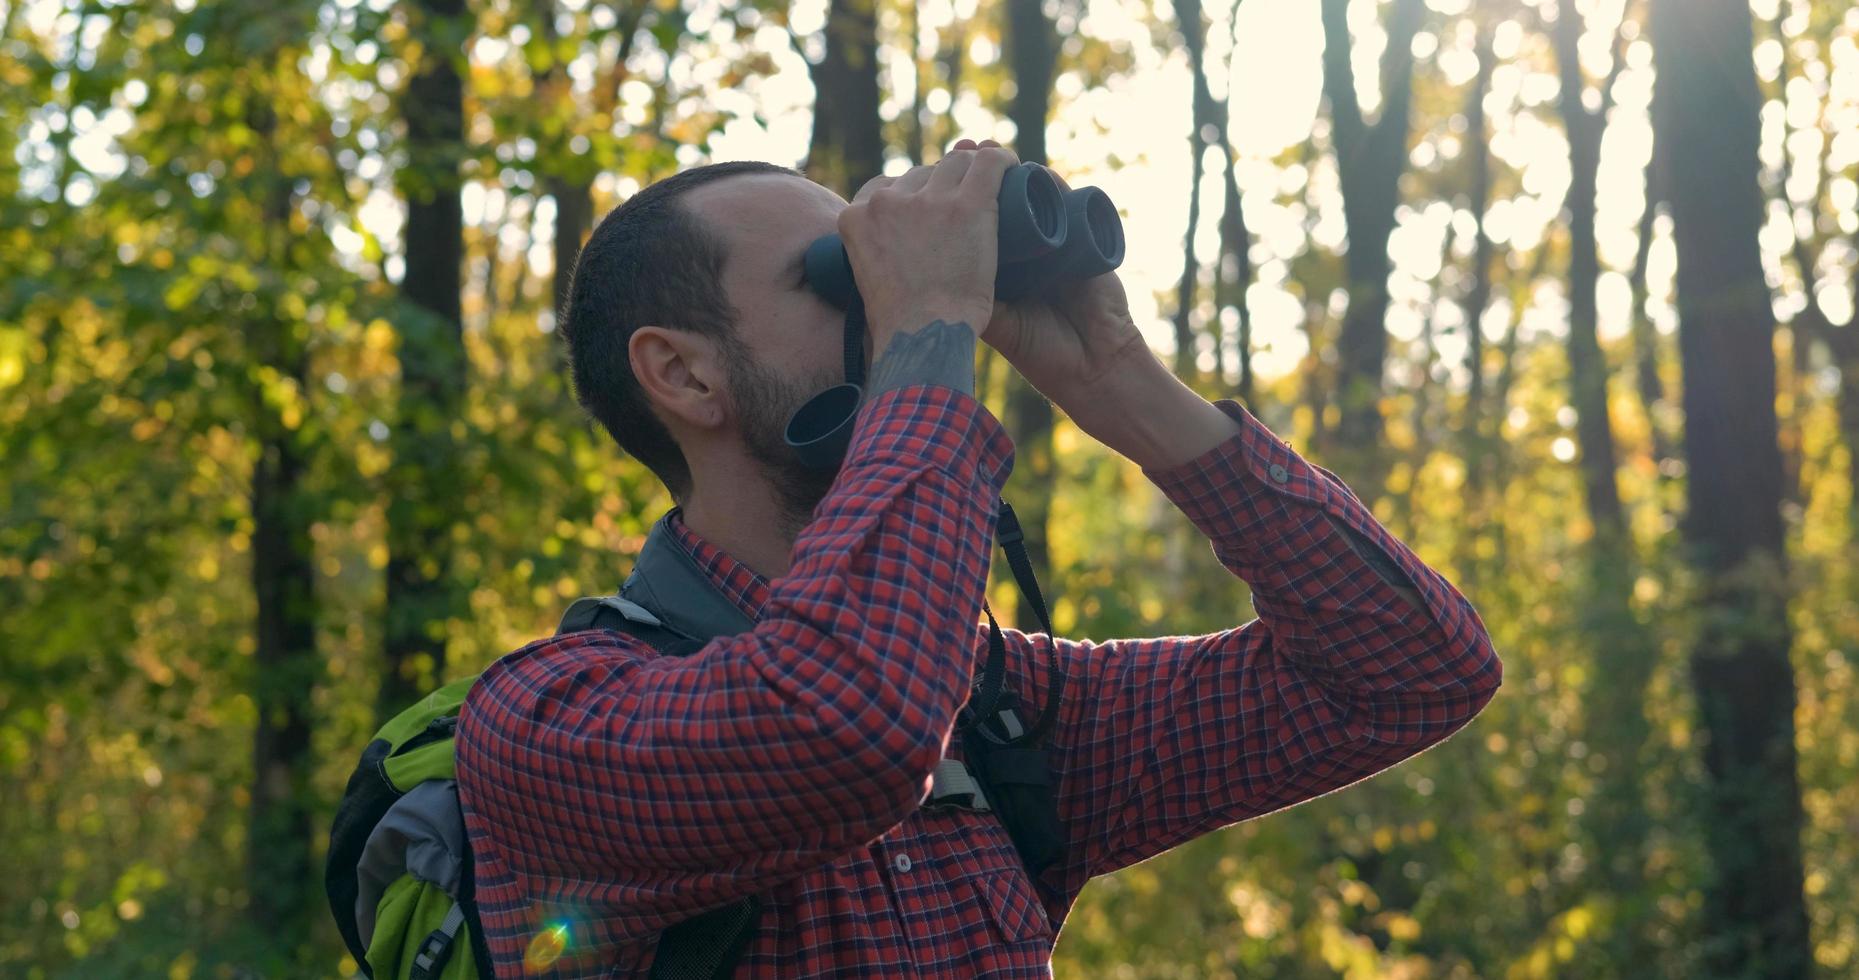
[4,0,1859,975]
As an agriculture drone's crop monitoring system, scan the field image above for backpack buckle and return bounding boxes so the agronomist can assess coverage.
[408,904,465,980]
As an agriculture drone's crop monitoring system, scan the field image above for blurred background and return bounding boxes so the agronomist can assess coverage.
[3,0,1856,976]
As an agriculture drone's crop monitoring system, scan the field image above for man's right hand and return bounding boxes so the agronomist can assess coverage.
[837,145,1020,399]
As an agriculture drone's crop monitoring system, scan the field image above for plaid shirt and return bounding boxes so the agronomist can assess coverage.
[457,384,1501,977]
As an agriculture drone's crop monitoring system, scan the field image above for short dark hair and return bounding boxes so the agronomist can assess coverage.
[561,160,805,499]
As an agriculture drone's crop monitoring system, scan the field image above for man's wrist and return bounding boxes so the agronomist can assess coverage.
[867,318,978,400]
[1065,349,1241,471]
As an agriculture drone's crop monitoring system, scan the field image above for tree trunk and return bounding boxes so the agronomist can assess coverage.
[1551,11,1661,954]
[1455,22,1497,590]
[385,0,468,717]
[542,0,646,317]
[1552,1,1626,542]
[806,0,884,198]
[1171,0,1210,380]
[999,0,1059,628]
[246,96,320,952]
[1628,161,1677,476]
[906,0,925,167]
[1652,1,1809,975]
[1319,0,1426,484]
[1460,24,1494,495]
[1486,247,1546,579]
[1218,146,1253,401]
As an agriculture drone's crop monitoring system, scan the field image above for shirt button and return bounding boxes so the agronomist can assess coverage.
[1269,463,1290,484]
[892,853,913,873]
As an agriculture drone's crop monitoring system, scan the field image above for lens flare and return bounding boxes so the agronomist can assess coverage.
[523,922,570,974]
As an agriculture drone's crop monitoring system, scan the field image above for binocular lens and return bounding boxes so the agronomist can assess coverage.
[998,164,1068,264]
[1079,189,1123,267]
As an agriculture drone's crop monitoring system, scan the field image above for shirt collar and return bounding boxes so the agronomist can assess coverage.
[665,509,773,623]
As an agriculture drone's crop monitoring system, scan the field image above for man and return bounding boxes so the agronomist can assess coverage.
[456,140,1502,977]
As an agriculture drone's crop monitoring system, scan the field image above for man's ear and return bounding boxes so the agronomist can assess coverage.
[629,326,728,431]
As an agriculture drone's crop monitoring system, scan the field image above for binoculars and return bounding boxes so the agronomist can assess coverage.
[784,163,1126,471]
[801,162,1127,310]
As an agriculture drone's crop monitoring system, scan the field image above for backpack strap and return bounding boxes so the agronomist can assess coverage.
[556,514,760,980]
[558,507,1067,975]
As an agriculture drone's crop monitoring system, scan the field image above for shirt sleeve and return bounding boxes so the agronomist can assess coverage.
[1019,398,1502,894]
[456,384,1014,941]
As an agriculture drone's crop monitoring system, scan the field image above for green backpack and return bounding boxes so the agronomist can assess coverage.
[326,512,1066,978]
[324,597,719,979]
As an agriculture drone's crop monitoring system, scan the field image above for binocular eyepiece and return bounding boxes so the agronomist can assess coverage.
[802,162,1127,310]
[784,163,1126,471]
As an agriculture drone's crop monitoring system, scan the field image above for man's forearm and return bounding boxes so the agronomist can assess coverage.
[1060,345,1242,471]
[868,319,977,400]
[1062,347,1424,607]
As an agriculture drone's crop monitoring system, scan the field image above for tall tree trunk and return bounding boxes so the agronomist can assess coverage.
[1171,0,1211,379]
[1652,1,1809,975]
[1211,0,1252,390]
[1486,246,1547,579]
[541,0,647,316]
[1456,22,1496,587]
[1319,0,1426,485]
[1628,160,1677,477]
[1768,1,1854,522]
[906,0,925,167]
[1551,2,1626,541]
[246,92,320,954]
[999,0,1058,628]
[1553,9,1658,954]
[1218,147,1253,400]
[384,0,468,717]
[1460,25,1494,478]
[1302,299,1330,447]
[548,180,590,318]
[805,0,884,198]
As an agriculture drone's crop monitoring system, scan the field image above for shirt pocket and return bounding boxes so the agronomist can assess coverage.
[967,867,1051,945]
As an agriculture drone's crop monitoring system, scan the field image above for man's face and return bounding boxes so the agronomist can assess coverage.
[682,173,853,529]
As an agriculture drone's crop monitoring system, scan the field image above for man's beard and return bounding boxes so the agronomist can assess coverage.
[722,341,845,542]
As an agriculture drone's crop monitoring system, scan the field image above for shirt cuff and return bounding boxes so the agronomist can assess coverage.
[1140,399,1339,525]
[1141,398,1457,624]
[845,384,1016,489]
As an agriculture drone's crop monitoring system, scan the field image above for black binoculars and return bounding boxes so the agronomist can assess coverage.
[783,163,1126,471]
[801,162,1127,310]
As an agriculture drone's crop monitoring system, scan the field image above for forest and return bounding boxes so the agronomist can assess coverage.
[4,0,1857,976]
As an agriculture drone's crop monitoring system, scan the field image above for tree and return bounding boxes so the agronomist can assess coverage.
[237,2,327,957]
[1768,0,1859,525]
[384,0,469,713]
[1457,22,1496,533]
[1171,0,1211,379]
[1651,0,1810,975]
[1318,0,1427,478]
[803,0,884,197]
[1548,0,1628,542]
[1211,0,1256,402]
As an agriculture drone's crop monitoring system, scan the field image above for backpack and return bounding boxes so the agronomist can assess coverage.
[326,510,1065,979]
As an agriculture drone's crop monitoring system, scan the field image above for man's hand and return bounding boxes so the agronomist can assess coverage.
[960,138,1240,470]
[839,144,1021,399]
[954,139,1150,404]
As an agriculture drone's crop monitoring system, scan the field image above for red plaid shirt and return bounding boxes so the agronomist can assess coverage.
[457,384,1501,977]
